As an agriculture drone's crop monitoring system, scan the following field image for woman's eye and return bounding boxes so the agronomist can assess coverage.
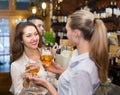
[35,32,38,36]
[26,35,31,37]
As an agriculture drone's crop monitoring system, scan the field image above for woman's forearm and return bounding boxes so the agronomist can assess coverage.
[54,63,64,75]
[46,81,58,95]
[57,69,64,75]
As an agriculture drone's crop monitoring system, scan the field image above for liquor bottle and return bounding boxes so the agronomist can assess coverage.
[100,3,106,18]
[56,46,61,54]
[55,0,61,14]
[62,28,67,39]
[113,1,118,17]
[109,57,113,66]
[113,56,118,66]
[83,0,91,12]
[55,29,61,45]
[106,2,113,17]
[52,16,58,24]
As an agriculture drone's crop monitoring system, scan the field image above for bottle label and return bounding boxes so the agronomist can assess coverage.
[106,8,112,14]
[113,8,117,15]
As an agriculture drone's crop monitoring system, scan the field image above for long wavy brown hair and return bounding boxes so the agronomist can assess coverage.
[11,22,42,62]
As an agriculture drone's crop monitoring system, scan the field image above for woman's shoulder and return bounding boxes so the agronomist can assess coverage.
[80,59,96,71]
[11,54,25,66]
[70,57,96,74]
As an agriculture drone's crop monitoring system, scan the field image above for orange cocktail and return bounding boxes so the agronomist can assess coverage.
[40,47,53,66]
[29,66,40,74]
[40,55,53,66]
[26,63,40,74]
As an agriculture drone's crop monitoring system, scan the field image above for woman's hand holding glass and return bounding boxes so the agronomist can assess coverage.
[40,47,64,74]
[23,61,40,89]
[28,74,58,95]
[25,63,40,75]
[44,62,64,75]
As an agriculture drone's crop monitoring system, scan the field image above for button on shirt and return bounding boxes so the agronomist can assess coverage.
[57,50,100,95]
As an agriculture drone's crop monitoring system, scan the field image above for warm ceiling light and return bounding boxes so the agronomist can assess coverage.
[32,7,37,14]
[58,0,63,3]
[41,2,47,10]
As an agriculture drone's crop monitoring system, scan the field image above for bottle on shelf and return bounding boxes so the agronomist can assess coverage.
[54,30,63,46]
[62,28,67,39]
[83,0,91,12]
[113,1,117,16]
[52,16,58,24]
[55,0,62,14]
[105,1,113,18]
[56,45,61,54]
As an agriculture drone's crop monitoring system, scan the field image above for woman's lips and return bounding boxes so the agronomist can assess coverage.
[31,41,38,45]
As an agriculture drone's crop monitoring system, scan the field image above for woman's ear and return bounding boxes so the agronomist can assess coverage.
[73,29,80,38]
[72,29,80,43]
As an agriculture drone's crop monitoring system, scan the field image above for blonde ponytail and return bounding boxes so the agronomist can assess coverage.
[90,19,109,83]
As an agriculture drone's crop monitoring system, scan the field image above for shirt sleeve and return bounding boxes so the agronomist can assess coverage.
[11,62,25,95]
[69,71,93,95]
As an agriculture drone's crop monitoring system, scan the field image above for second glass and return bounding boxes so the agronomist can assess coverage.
[40,47,53,66]
[26,60,40,74]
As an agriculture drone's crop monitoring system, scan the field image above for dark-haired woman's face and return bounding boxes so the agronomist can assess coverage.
[22,26,39,50]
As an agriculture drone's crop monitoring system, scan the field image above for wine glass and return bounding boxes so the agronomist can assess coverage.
[40,47,57,86]
[40,47,53,67]
[26,60,40,74]
[40,47,53,81]
[25,60,42,94]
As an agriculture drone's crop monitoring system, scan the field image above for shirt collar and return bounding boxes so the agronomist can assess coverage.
[23,52,29,65]
[70,49,89,68]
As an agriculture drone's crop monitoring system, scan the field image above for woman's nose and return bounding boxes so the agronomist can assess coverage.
[32,35,37,40]
[41,26,44,31]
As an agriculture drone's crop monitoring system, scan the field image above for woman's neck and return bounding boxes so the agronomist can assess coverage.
[24,48,40,61]
[77,40,90,55]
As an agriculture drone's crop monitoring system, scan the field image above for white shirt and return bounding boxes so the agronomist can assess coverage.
[57,49,100,95]
[11,49,56,95]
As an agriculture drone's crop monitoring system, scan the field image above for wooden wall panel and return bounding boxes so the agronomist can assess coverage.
[0,73,12,95]
[61,0,77,14]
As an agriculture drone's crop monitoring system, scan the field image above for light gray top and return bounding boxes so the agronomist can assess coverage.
[57,49,100,95]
